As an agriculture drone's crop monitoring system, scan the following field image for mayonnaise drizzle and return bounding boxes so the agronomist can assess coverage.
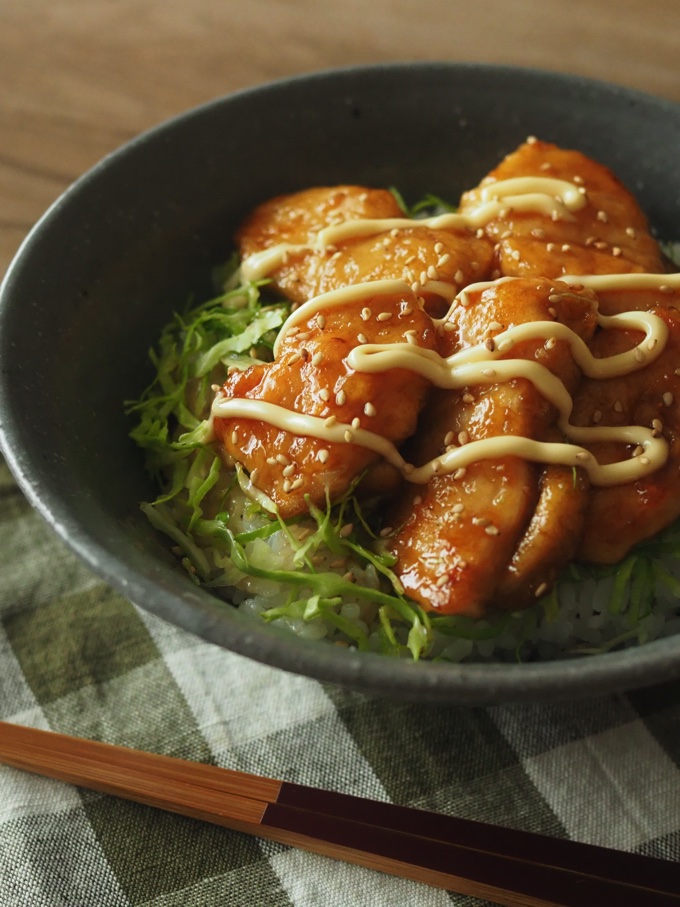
[241,176,587,282]
[215,176,679,489]
[210,272,672,488]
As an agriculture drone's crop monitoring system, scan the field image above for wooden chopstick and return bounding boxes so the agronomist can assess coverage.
[0,721,678,906]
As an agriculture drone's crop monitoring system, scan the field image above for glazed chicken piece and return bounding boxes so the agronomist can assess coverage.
[213,284,439,518]
[571,283,680,563]
[386,278,598,616]
[460,139,667,279]
[236,185,494,309]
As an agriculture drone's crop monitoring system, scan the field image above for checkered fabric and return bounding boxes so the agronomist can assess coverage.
[1,455,680,907]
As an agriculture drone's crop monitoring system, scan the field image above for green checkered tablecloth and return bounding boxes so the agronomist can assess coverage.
[2,454,680,907]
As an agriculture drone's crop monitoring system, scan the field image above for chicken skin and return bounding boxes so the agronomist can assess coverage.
[236,185,494,309]
[213,284,439,518]
[571,284,680,563]
[460,139,667,279]
[386,278,598,616]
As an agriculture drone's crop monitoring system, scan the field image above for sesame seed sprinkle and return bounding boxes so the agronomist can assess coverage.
[364,402,377,417]
[319,388,330,402]
[663,392,674,407]
[360,307,372,321]
[311,351,324,367]
[336,390,347,406]
[357,333,368,344]
[276,453,290,465]
[377,311,393,321]
[317,449,330,463]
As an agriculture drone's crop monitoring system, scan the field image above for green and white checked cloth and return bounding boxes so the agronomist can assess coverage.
[2,454,680,907]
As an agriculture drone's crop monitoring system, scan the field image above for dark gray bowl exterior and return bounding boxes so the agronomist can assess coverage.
[2,63,680,703]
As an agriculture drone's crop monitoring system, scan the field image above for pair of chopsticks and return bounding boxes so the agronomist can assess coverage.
[0,721,678,907]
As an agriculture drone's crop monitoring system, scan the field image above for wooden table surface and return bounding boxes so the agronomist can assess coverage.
[1,0,679,278]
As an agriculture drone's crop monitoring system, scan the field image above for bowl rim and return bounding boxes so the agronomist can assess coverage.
[2,60,680,703]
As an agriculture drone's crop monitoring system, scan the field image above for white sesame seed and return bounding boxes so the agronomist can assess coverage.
[344,430,353,442]
[485,525,500,536]
[364,402,377,417]
[319,388,330,402]
[230,430,238,445]
[561,244,571,252]
[612,246,622,257]
[596,210,608,222]
[311,351,324,367]
[626,227,637,238]
[377,311,393,322]
[420,270,428,284]
[633,347,645,362]
[481,368,496,378]
[276,453,290,465]
[639,456,650,466]
[436,574,449,588]
[544,337,557,350]
[360,307,372,321]
[413,495,422,505]
[317,314,326,330]
[296,332,310,341]
[663,392,674,407]
[632,445,644,458]
[458,431,469,445]
[282,479,292,493]
[282,463,296,477]
[444,431,455,446]
[324,416,337,427]
[288,351,302,365]
[592,410,602,424]
[250,468,260,484]
[613,400,623,413]
[266,457,277,465]
[357,333,368,344]
[317,449,330,463]
[462,393,475,404]
[534,582,548,598]
[351,417,360,430]
[453,503,465,514]
[454,467,467,480]
[335,390,347,406]
[511,249,521,261]
[290,477,304,490]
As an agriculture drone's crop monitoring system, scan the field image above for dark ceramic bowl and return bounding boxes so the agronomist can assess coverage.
[1,63,679,703]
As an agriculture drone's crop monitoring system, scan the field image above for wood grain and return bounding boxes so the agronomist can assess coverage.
[1,0,679,276]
